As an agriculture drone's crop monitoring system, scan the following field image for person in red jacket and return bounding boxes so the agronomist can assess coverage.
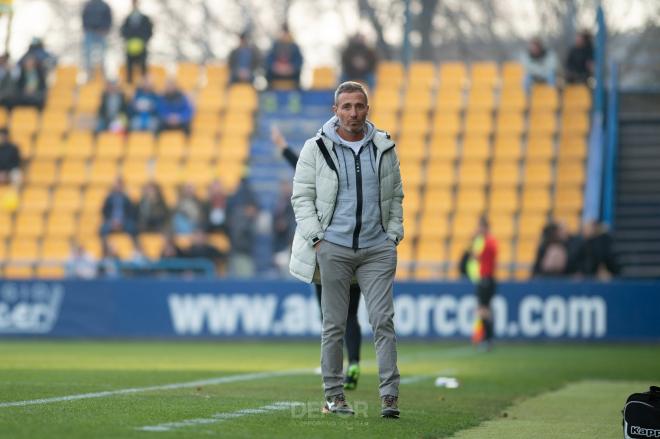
[467,216,498,348]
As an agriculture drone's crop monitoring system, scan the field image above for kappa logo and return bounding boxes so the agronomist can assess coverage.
[0,283,64,334]
[631,426,660,438]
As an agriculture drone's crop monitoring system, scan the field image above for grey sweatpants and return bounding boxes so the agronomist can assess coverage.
[316,239,400,398]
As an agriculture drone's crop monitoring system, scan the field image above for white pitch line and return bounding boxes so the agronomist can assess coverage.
[0,369,313,409]
[399,375,430,385]
[138,401,304,432]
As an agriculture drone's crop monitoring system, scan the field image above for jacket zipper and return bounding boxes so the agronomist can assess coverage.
[352,148,363,250]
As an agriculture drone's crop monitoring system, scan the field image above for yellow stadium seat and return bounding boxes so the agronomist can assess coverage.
[81,187,107,214]
[563,85,591,112]
[554,186,584,213]
[496,239,514,266]
[470,62,498,88]
[463,111,493,135]
[422,187,453,214]
[403,189,422,214]
[490,160,520,188]
[45,212,77,238]
[415,238,447,266]
[452,213,480,240]
[27,160,58,186]
[63,131,94,160]
[33,134,64,160]
[528,111,557,137]
[36,264,66,279]
[311,66,336,89]
[107,233,135,259]
[0,212,13,239]
[54,65,79,86]
[403,88,433,112]
[20,187,50,213]
[492,134,522,161]
[51,186,82,212]
[123,160,151,187]
[95,132,125,160]
[222,112,254,137]
[76,83,103,114]
[189,135,217,161]
[438,62,467,88]
[432,111,461,137]
[77,212,102,240]
[181,161,215,186]
[458,160,487,186]
[157,131,187,160]
[489,215,515,241]
[397,134,427,162]
[369,111,398,133]
[40,111,69,135]
[521,188,551,213]
[428,134,458,161]
[14,213,44,238]
[45,89,75,112]
[13,133,33,161]
[558,134,587,162]
[530,84,559,112]
[523,161,552,187]
[496,111,524,136]
[499,87,527,112]
[0,107,7,126]
[489,187,519,213]
[227,84,258,111]
[561,110,590,136]
[88,159,119,186]
[515,239,538,265]
[176,62,201,91]
[425,161,455,187]
[196,85,226,113]
[205,64,229,86]
[435,87,463,112]
[8,238,40,260]
[126,132,156,159]
[371,88,401,113]
[517,213,548,240]
[526,135,555,161]
[467,87,495,111]
[191,111,221,136]
[376,61,404,89]
[58,159,88,186]
[400,111,430,137]
[455,187,486,212]
[154,159,182,186]
[501,62,525,88]
[556,161,585,186]
[407,61,436,90]
[140,233,163,260]
[462,135,490,160]
[10,107,40,136]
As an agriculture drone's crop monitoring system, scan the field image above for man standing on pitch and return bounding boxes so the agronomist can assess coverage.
[289,81,403,418]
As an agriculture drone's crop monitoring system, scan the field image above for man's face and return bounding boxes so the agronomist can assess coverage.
[333,91,369,136]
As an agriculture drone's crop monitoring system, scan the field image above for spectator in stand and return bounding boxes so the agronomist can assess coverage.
[65,242,98,279]
[184,229,226,272]
[99,177,139,246]
[96,80,129,133]
[172,183,204,234]
[228,31,261,84]
[157,80,193,135]
[10,55,47,110]
[203,179,227,233]
[532,221,569,277]
[98,241,121,278]
[129,75,159,131]
[520,37,558,90]
[226,176,259,277]
[82,0,113,80]
[341,33,378,89]
[0,128,21,185]
[160,234,185,259]
[137,181,169,232]
[19,38,57,74]
[272,179,295,254]
[265,24,303,89]
[120,0,153,84]
[0,54,15,108]
[576,221,620,279]
[565,30,594,84]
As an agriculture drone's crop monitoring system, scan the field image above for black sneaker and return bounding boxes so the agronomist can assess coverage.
[322,393,355,415]
[381,395,400,418]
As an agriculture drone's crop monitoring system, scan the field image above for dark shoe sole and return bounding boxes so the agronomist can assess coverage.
[381,409,400,418]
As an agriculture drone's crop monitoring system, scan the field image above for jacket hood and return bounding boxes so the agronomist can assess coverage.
[319,116,377,148]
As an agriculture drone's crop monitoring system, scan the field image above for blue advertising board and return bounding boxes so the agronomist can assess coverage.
[0,279,658,341]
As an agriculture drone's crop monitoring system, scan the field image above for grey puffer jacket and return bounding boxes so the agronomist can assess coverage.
[289,124,404,283]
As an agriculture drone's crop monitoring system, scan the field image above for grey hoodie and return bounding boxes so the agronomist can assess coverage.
[320,116,389,249]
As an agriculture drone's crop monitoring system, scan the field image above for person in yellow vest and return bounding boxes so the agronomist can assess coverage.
[467,216,498,349]
[120,0,153,84]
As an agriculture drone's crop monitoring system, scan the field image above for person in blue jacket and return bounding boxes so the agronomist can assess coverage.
[157,80,193,135]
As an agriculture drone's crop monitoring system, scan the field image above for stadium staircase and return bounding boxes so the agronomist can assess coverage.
[613,92,660,278]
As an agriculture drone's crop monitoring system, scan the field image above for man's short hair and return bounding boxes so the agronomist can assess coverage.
[334,81,369,104]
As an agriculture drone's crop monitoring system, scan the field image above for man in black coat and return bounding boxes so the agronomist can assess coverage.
[120,0,153,84]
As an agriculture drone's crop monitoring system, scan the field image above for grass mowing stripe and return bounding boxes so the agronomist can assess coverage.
[449,380,644,439]
[138,401,304,432]
[0,369,314,409]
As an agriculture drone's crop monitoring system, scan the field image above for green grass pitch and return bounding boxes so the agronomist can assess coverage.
[0,340,658,438]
